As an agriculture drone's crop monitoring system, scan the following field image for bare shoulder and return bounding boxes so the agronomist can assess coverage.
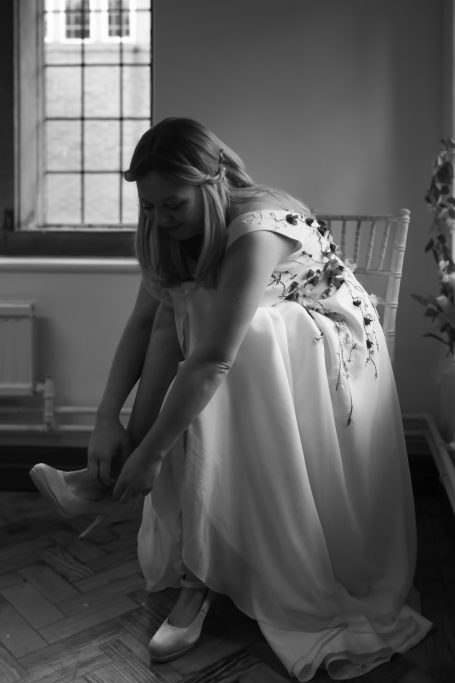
[227,198,289,224]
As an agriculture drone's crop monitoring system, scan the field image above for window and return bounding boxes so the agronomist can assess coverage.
[107,0,131,39]
[4,0,153,257]
[65,0,91,40]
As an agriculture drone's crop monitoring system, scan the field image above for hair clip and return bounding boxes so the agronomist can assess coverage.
[218,149,226,175]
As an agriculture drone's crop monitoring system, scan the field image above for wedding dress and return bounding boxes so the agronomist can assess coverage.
[137,209,432,680]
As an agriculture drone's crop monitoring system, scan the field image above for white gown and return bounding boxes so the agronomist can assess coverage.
[137,209,432,680]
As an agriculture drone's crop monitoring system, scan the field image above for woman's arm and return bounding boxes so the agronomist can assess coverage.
[112,230,296,500]
[87,280,161,484]
[95,280,161,419]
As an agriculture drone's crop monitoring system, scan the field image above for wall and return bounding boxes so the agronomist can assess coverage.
[153,0,447,417]
[0,0,447,443]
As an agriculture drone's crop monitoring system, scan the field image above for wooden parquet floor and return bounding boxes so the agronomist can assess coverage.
[0,485,454,682]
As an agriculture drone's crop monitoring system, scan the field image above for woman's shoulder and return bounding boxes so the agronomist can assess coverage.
[225,201,313,254]
[227,199,289,226]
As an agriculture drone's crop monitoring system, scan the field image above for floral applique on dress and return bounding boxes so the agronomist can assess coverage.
[268,211,380,425]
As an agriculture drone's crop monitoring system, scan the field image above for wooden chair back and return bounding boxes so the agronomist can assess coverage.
[317,209,410,365]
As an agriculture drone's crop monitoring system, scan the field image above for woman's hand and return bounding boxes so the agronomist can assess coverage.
[111,448,163,503]
[87,415,132,487]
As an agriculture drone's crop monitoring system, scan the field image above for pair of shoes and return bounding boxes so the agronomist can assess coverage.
[29,463,138,539]
[148,576,215,662]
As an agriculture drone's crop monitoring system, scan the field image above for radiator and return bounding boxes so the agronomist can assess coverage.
[0,301,36,396]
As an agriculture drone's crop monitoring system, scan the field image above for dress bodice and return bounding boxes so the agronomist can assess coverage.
[170,210,379,369]
[225,210,365,309]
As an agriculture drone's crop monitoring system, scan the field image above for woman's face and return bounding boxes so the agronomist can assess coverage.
[137,171,205,242]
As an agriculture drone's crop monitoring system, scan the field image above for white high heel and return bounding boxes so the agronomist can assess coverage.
[148,577,215,662]
[29,463,139,538]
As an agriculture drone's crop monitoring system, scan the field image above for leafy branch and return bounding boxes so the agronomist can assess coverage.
[413,138,455,355]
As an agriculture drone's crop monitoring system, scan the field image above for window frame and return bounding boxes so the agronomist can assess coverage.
[1,0,153,258]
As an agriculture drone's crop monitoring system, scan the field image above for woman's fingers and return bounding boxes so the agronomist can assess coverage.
[113,483,133,505]
[119,490,132,505]
[112,477,124,502]
[111,451,160,503]
[98,460,113,488]
[112,478,148,504]
[87,420,131,486]
[87,459,97,481]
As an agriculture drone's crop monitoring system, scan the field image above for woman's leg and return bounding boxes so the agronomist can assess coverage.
[65,304,183,492]
[127,303,183,447]
[167,566,209,627]
[112,302,184,476]
[128,309,209,626]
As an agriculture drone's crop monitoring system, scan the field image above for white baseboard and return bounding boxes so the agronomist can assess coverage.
[0,405,131,448]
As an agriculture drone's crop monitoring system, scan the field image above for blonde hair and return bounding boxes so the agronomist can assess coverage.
[124,117,309,298]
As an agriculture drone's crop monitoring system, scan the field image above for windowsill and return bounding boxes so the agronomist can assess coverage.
[0,256,140,273]
[0,230,137,258]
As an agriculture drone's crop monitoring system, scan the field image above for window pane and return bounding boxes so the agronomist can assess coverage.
[123,4,150,64]
[122,119,147,167]
[46,174,81,225]
[46,120,81,171]
[46,66,82,117]
[85,66,120,117]
[121,120,147,223]
[85,121,120,171]
[122,177,139,224]
[46,42,87,65]
[85,174,120,224]
[85,42,122,65]
[123,66,150,118]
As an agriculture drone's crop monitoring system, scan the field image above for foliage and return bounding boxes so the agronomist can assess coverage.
[413,138,455,355]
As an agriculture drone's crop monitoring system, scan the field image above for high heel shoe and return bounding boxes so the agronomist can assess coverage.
[148,576,215,662]
[29,463,139,539]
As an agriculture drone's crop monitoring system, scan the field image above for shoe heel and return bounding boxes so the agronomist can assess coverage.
[78,514,105,539]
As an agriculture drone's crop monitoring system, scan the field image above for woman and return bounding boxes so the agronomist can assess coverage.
[31,117,432,680]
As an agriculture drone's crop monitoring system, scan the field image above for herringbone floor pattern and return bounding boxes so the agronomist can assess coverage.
[0,485,453,682]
